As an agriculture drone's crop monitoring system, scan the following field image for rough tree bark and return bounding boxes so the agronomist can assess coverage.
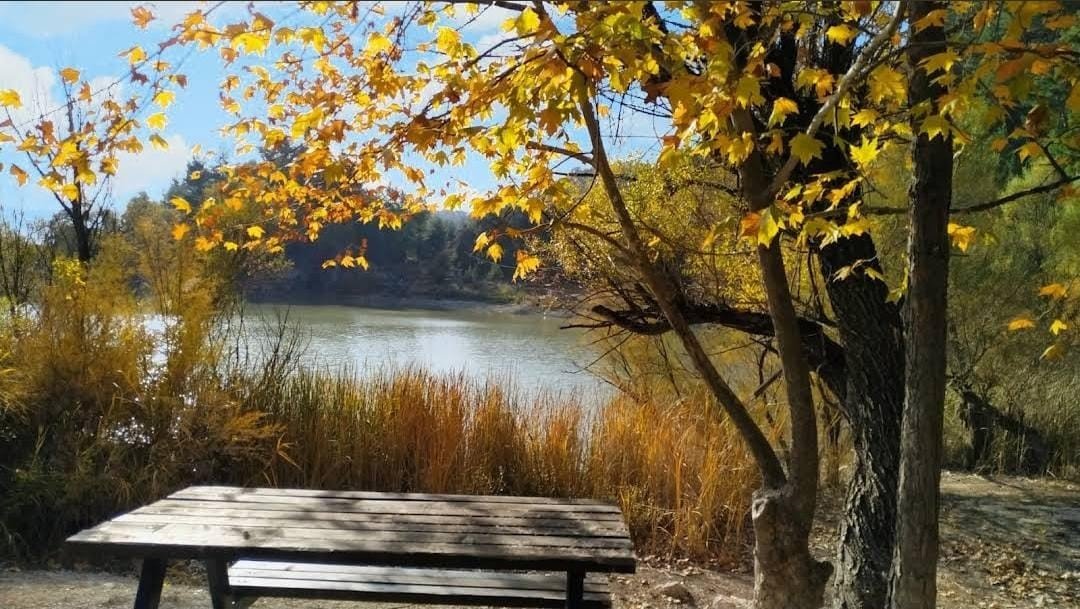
[889,2,953,608]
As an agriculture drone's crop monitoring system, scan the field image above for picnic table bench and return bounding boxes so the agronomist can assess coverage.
[65,485,636,609]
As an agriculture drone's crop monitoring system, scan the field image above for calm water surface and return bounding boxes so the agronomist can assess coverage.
[243,304,610,402]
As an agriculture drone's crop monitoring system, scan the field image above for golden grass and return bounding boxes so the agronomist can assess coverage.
[246,367,757,563]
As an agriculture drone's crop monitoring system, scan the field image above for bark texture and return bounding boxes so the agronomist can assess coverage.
[890,2,953,607]
[820,234,905,609]
[752,488,834,609]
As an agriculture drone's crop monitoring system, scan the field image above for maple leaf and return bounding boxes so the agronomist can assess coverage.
[149,134,169,150]
[170,196,192,213]
[1038,283,1067,300]
[121,45,147,65]
[791,133,824,165]
[171,223,190,241]
[735,75,764,108]
[246,225,265,239]
[131,5,155,28]
[1041,343,1065,361]
[825,24,858,45]
[920,114,951,141]
[513,7,541,36]
[767,98,799,126]
[850,137,881,169]
[9,164,28,186]
[913,9,948,32]
[146,112,167,129]
[153,90,175,108]
[513,251,541,281]
[920,50,959,75]
[1007,316,1036,331]
[59,68,80,84]
[1049,319,1068,336]
[0,89,21,108]
[947,223,976,252]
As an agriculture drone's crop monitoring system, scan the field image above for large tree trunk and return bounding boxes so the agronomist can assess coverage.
[753,487,834,609]
[889,2,953,608]
[819,235,905,609]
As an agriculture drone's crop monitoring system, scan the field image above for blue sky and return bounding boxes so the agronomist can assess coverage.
[0,1,665,222]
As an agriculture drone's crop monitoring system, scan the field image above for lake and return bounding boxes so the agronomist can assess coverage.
[241,303,612,403]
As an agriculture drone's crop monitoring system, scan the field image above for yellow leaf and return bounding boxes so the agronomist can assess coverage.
[367,32,392,55]
[321,259,337,269]
[171,223,190,241]
[61,183,79,200]
[851,108,878,128]
[735,75,764,108]
[194,236,216,252]
[231,32,269,55]
[920,114,950,140]
[513,251,540,281]
[170,196,192,213]
[739,212,760,241]
[223,241,239,252]
[1049,319,1068,336]
[435,27,460,54]
[768,98,799,126]
[149,134,169,150]
[791,133,824,165]
[850,137,880,170]
[913,9,948,32]
[1007,316,1036,331]
[1038,283,1067,300]
[153,90,175,108]
[0,89,21,108]
[246,225,265,239]
[486,242,504,262]
[146,112,167,129]
[59,67,80,84]
[920,50,959,75]
[1040,343,1065,361]
[757,207,781,247]
[514,7,541,36]
[189,170,201,180]
[122,45,147,65]
[946,223,976,252]
[825,23,858,45]
[868,66,906,104]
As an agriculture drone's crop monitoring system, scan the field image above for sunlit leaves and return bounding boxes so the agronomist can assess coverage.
[868,66,906,105]
[513,251,541,281]
[946,223,976,252]
[146,112,167,129]
[121,45,147,65]
[825,24,859,45]
[153,90,175,108]
[850,137,881,170]
[1049,319,1068,336]
[59,68,81,84]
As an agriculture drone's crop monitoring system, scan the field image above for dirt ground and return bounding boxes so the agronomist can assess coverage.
[1,472,1076,609]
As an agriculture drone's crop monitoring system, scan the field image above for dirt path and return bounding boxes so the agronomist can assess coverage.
[1,473,1076,609]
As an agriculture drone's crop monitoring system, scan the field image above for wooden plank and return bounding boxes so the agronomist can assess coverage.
[116,513,627,538]
[177,485,614,507]
[147,498,624,521]
[228,561,610,592]
[167,491,621,515]
[227,576,611,609]
[76,521,633,550]
[67,524,637,572]
[141,499,625,525]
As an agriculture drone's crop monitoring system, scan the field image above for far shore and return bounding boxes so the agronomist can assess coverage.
[247,293,575,317]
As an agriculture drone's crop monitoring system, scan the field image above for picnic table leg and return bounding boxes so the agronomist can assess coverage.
[565,569,585,609]
[132,558,167,609]
[205,558,235,609]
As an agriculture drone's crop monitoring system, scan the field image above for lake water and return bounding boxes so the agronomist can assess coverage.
[241,304,611,403]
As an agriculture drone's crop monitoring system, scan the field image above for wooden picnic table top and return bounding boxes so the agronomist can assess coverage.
[66,486,637,573]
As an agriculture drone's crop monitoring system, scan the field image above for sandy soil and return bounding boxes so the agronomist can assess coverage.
[1,472,1076,609]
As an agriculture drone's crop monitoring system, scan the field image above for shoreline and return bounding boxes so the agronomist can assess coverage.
[246,294,574,317]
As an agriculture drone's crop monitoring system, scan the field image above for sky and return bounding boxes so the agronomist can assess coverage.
[0,1,665,222]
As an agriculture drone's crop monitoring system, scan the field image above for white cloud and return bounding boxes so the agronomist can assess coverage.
[113,133,190,201]
[0,43,58,123]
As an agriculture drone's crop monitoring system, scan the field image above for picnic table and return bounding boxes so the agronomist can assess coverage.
[65,485,636,609]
